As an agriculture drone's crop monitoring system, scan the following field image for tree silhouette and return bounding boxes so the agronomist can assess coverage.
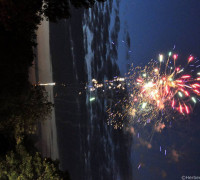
[43,0,107,21]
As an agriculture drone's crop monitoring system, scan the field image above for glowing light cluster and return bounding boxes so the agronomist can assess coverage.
[107,52,200,129]
[135,53,200,115]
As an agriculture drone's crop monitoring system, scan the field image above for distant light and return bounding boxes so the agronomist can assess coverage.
[144,82,154,88]
[184,91,189,96]
[142,102,147,109]
[118,77,125,81]
[159,54,164,62]
[179,105,183,113]
[188,56,194,63]
[168,52,172,57]
[185,105,190,114]
[39,82,56,86]
[194,89,200,94]
[178,92,183,97]
[137,78,143,83]
[181,75,191,79]
[154,68,159,72]
[176,67,180,72]
[89,97,95,102]
[92,79,98,83]
[177,68,184,73]
[171,99,175,107]
[168,77,173,81]
[90,87,95,91]
[191,97,196,103]
[143,73,147,77]
[173,54,178,60]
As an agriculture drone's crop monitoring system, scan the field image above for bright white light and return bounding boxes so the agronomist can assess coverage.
[142,102,147,109]
[144,82,154,88]
[39,82,56,86]
[191,97,196,103]
[89,97,95,102]
[159,54,164,62]
[178,92,183,97]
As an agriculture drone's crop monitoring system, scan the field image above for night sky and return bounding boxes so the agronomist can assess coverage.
[117,1,200,179]
[118,0,200,74]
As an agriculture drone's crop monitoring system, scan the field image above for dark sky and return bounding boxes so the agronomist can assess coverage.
[118,0,200,73]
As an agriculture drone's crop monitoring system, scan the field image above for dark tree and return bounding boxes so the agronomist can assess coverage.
[0,85,52,145]
[0,144,70,179]
[43,0,71,22]
[70,0,106,8]
[43,0,107,21]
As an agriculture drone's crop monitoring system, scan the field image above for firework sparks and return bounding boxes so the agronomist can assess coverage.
[107,52,200,130]
[133,53,200,115]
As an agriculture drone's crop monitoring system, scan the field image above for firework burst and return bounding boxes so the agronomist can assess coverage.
[107,52,200,129]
